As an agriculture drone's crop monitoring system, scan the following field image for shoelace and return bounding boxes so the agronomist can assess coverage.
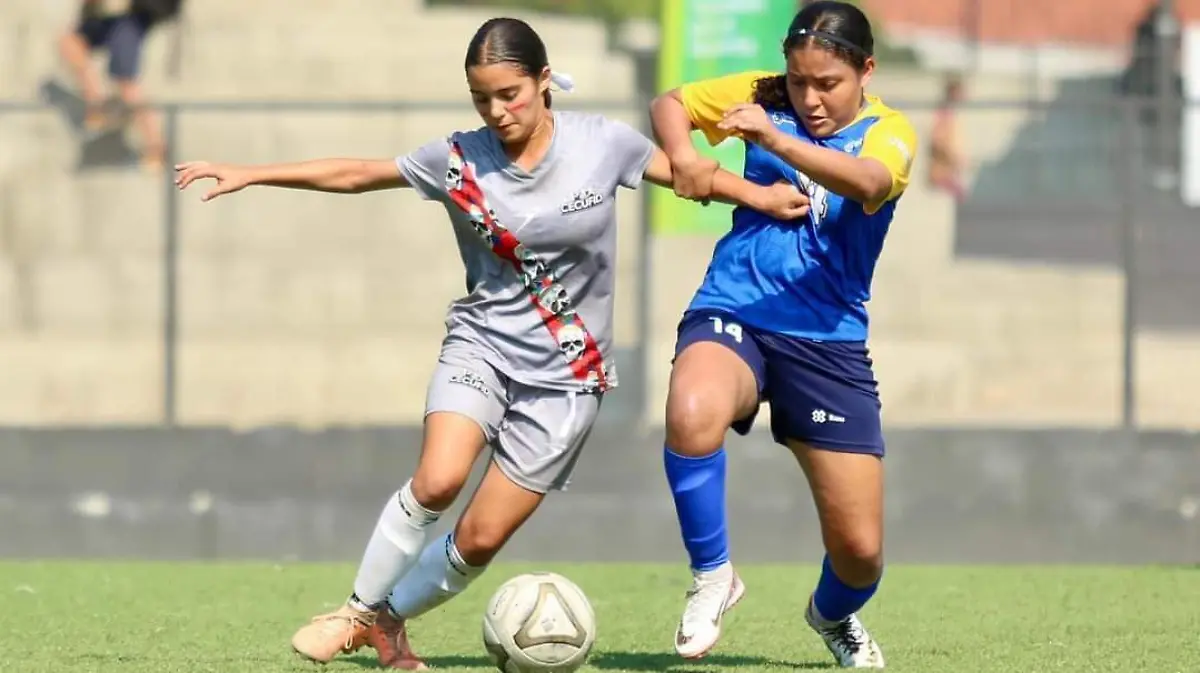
[313,611,371,651]
[827,618,867,654]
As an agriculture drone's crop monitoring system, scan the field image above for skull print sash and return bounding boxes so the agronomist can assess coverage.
[443,140,611,393]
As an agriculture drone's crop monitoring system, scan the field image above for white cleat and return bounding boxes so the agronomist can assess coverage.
[673,563,746,659]
[805,599,885,668]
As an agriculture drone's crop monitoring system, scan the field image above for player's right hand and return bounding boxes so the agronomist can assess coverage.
[758,182,810,221]
[668,151,719,202]
[174,161,253,202]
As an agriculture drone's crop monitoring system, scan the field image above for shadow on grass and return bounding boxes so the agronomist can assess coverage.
[591,650,835,671]
[341,652,494,669]
[337,648,834,671]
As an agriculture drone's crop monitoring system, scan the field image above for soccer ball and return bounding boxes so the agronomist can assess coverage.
[481,572,596,673]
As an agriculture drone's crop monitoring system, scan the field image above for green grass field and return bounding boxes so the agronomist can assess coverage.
[3,562,1197,672]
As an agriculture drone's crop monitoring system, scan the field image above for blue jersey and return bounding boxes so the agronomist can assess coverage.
[679,72,917,341]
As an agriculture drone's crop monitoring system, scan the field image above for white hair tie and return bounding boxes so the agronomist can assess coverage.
[549,71,575,93]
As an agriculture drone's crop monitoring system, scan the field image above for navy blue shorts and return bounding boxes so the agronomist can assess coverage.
[77,14,151,80]
[674,309,885,456]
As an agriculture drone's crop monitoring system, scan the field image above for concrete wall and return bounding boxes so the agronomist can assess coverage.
[2,426,1198,564]
[0,1,1198,428]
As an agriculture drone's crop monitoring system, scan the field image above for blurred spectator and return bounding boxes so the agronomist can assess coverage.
[57,0,184,171]
[1119,0,1183,101]
[928,74,966,203]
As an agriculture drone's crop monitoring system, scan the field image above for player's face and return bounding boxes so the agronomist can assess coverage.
[467,63,551,145]
[784,45,874,137]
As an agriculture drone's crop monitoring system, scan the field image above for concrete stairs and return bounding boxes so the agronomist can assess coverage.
[0,1,1195,428]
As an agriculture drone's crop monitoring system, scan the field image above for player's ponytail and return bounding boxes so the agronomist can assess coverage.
[465,17,556,108]
[754,1,875,111]
[753,75,790,111]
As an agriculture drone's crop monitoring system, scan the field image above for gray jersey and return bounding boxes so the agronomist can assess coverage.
[397,111,655,394]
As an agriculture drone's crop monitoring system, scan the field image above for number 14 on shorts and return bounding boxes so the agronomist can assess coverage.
[710,316,743,343]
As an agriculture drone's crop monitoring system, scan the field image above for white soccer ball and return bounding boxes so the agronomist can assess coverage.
[481,572,596,673]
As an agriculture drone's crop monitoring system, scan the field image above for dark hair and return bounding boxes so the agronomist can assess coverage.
[465,18,553,109]
[753,1,874,111]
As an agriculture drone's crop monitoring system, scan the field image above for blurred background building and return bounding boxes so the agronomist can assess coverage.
[2,0,1196,430]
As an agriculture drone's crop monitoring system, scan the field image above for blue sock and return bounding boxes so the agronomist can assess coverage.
[812,555,880,623]
[663,445,729,572]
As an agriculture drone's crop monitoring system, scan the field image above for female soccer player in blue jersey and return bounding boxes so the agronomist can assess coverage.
[649,1,916,667]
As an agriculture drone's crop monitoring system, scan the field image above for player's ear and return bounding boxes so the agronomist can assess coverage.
[858,56,876,88]
[537,66,552,96]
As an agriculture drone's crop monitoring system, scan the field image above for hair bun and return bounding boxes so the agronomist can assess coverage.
[549,71,575,93]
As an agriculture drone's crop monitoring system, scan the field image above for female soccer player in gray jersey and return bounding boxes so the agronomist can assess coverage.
[175,17,809,670]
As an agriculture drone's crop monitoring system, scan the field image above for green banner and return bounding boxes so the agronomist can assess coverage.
[653,0,797,234]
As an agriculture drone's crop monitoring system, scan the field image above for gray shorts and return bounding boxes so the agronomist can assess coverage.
[425,354,602,494]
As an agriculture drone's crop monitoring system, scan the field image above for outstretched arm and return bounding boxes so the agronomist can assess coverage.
[174,158,407,201]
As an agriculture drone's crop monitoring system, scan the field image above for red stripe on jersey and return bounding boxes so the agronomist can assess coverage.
[443,140,610,392]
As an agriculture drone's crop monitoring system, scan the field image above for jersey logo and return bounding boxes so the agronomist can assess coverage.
[889,136,913,166]
[795,171,829,225]
[560,188,603,214]
[770,112,798,128]
[443,141,612,393]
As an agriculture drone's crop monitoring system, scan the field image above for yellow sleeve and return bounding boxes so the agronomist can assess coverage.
[679,70,776,146]
[860,112,918,214]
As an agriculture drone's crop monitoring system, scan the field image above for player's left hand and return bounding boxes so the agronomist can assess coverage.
[758,182,811,221]
[174,161,253,202]
[717,103,778,146]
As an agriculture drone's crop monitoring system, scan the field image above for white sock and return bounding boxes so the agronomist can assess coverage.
[806,596,839,629]
[350,480,440,608]
[694,561,733,581]
[385,532,486,619]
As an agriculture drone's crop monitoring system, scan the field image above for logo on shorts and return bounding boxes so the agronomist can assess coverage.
[811,409,845,424]
[560,188,603,214]
[449,369,490,396]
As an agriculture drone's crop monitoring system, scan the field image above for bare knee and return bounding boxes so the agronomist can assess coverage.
[410,470,466,512]
[411,413,487,511]
[826,535,884,587]
[666,342,757,456]
[665,391,731,456]
[453,516,511,567]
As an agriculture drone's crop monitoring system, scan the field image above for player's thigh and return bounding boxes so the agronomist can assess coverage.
[494,385,602,495]
[762,335,885,457]
[414,359,508,509]
[455,386,601,565]
[666,310,764,454]
[761,336,885,581]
